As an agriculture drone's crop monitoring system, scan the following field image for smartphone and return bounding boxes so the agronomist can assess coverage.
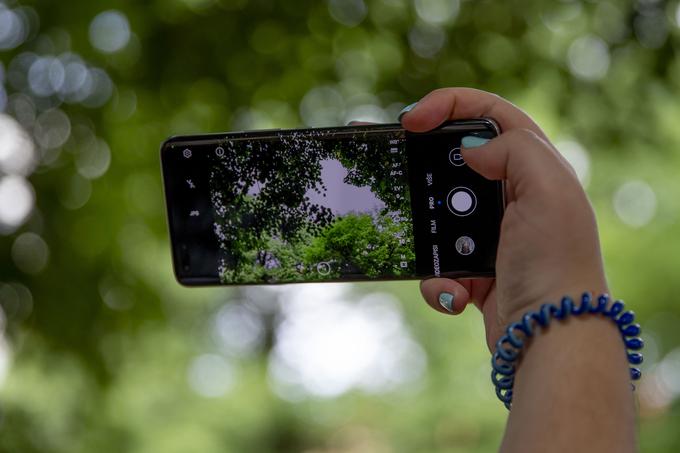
[160,119,504,286]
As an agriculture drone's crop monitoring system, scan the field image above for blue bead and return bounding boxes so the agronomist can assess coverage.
[606,301,624,318]
[492,374,514,389]
[573,292,592,315]
[507,322,529,348]
[538,304,553,324]
[498,346,518,362]
[625,337,644,350]
[630,368,642,380]
[621,323,641,337]
[491,354,515,376]
[528,310,549,328]
[514,319,532,337]
[496,386,513,403]
[496,336,519,361]
[546,304,561,319]
[555,298,571,319]
[593,294,609,313]
[627,352,643,365]
[617,311,635,326]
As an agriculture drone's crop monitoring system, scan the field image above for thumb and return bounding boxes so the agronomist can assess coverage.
[419,278,473,315]
[460,128,567,197]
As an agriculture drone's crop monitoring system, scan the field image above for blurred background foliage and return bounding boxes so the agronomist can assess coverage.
[0,0,679,451]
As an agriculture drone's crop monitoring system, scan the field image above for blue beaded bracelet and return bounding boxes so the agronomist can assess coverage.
[491,293,643,410]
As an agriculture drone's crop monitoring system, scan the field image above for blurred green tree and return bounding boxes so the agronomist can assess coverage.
[0,0,679,452]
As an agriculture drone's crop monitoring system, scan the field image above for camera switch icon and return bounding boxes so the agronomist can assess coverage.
[449,147,465,166]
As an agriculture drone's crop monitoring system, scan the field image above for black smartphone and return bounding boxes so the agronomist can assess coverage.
[160,119,504,286]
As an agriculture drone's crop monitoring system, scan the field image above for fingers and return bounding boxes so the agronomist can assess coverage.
[419,278,472,316]
[400,87,548,140]
[460,128,576,198]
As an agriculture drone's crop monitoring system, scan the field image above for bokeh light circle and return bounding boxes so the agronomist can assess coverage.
[0,113,36,175]
[408,24,446,58]
[0,175,35,234]
[75,138,111,179]
[327,0,367,27]
[613,180,657,228]
[81,68,113,108]
[567,35,610,81]
[28,57,65,97]
[0,5,28,50]
[89,10,131,54]
[0,282,33,322]
[11,232,49,274]
[34,108,71,149]
[414,0,460,25]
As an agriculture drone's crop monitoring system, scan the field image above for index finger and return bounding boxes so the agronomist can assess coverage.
[400,87,548,141]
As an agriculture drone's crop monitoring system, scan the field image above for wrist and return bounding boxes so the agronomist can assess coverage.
[514,311,627,376]
[491,292,643,410]
[501,302,638,452]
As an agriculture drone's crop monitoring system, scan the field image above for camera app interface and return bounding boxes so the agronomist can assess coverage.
[407,125,502,278]
[176,128,415,284]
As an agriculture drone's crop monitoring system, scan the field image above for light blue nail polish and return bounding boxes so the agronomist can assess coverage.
[398,102,418,121]
[462,136,490,148]
[438,292,455,313]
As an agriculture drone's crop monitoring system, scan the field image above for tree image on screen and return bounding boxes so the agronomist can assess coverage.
[208,131,414,283]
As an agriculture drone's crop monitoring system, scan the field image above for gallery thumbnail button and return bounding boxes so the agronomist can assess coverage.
[455,236,475,255]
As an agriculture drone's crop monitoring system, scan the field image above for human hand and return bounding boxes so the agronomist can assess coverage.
[405,88,609,350]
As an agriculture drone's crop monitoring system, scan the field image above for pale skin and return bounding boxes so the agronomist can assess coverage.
[358,88,637,452]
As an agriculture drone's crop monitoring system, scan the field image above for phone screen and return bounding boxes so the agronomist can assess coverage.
[161,121,503,285]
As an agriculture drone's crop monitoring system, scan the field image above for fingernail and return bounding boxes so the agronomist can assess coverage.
[438,292,455,313]
[398,102,418,121]
[461,136,490,148]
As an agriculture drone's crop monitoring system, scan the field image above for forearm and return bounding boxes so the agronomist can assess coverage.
[501,314,637,453]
